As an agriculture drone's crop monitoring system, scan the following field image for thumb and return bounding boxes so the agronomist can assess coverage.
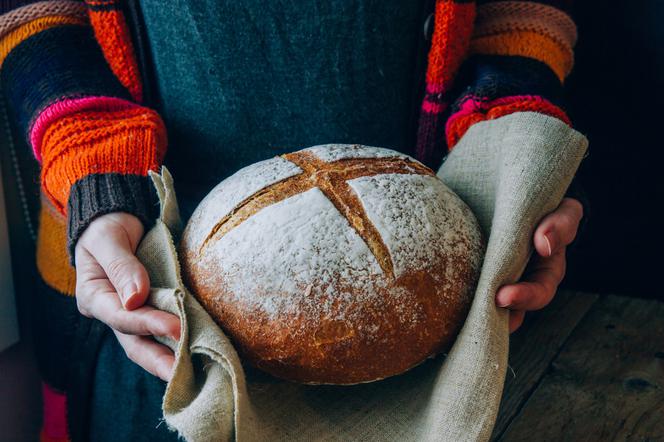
[80,213,150,310]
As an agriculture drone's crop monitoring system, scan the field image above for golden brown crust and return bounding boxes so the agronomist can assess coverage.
[180,149,483,385]
[183,255,479,385]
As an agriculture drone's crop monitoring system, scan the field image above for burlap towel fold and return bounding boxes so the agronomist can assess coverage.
[136,112,588,442]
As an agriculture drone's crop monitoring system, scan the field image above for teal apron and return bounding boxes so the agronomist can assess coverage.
[82,1,432,440]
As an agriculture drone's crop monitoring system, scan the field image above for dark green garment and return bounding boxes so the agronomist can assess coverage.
[87,2,430,440]
[89,328,178,442]
[138,0,429,217]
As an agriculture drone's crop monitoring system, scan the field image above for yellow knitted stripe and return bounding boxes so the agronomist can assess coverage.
[470,30,573,82]
[36,200,76,296]
[0,15,87,68]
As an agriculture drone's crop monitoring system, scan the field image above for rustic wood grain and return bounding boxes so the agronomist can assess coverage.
[492,290,599,440]
[499,295,664,442]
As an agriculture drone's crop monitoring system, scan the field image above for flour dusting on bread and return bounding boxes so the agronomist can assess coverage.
[180,144,485,384]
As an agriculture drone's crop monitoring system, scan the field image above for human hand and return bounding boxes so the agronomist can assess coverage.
[495,198,584,333]
[74,212,181,381]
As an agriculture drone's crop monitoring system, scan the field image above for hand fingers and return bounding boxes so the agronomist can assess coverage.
[88,290,181,339]
[77,271,180,340]
[534,198,583,257]
[496,198,579,332]
[114,330,175,381]
[509,310,525,334]
[78,217,151,309]
[496,249,566,311]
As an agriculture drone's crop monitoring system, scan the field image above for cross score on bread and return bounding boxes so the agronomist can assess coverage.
[199,150,435,280]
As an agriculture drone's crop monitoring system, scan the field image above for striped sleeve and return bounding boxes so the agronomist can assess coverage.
[445,0,577,149]
[0,0,167,262]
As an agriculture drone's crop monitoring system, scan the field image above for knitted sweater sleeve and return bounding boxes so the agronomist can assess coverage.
[444,0,577,149]
[0,0,167,262]
[441,0,589,244]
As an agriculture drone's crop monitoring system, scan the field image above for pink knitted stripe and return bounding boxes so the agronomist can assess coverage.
[41,382,69,440]
[474,1,577,48]
[425,82,445,95]
[30,96,139,161]
[421,99,447,114]
[0,1,86,38]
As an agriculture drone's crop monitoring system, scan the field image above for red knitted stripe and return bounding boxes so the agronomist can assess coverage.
[415,0,476,167]
[425,1,476,89]
[445,94,571,148]
[85,0,142,101]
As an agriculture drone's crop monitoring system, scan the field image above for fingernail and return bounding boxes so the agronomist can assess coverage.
[160,359,174,381]
[121,282,138,306]
[167,318,181,341]
[496,292,511,308]
[543,233,553,257]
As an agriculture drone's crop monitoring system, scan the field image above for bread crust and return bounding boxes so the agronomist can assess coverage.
[180,144,484,384]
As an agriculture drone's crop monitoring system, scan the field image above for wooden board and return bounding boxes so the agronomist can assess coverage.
[492,290,599,440]
[498,295,664,441]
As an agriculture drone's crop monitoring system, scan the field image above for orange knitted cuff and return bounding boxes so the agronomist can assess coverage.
[39,107,167,214]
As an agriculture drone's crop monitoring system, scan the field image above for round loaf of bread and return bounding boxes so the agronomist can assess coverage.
[180,144,485,385]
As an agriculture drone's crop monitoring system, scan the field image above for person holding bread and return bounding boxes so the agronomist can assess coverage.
[0,0,586,440]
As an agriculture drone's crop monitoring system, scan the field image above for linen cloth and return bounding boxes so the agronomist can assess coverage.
[137,112,589,441]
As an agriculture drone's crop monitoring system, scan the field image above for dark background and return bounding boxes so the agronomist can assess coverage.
[562,1,664,297]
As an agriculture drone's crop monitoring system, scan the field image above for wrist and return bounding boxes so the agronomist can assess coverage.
[67,173,158,264]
